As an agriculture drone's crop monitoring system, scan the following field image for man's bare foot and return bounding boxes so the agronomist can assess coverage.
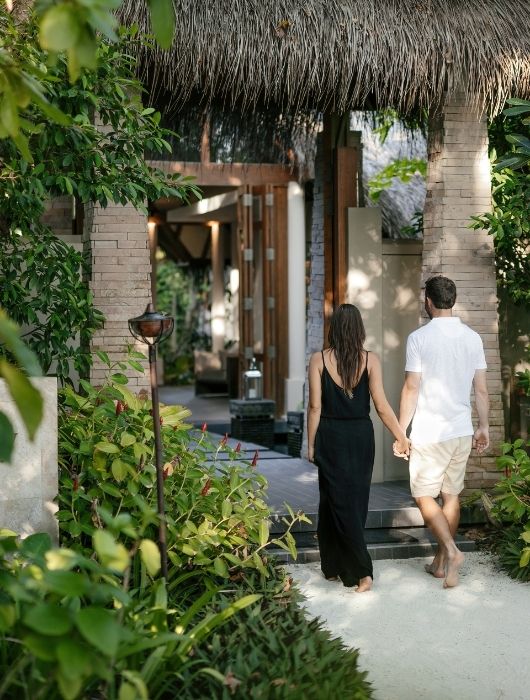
[424,558,445,578]
[355,576,373,593]
[443,550,464,588]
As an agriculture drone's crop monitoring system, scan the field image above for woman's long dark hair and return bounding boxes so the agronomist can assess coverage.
[327,304,366,396]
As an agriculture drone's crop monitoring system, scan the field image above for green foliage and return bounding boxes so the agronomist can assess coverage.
[0,528,260,699]
[156,257,212,382]
[371,108,427,145]
[57,356,306,584]
[471,98,530,304]
[1,0,176,148]
[179,574,374,699]
[0,19,200,383]
[367,158,427,203]
[469,168,530,305]
[0,310,43,462]
[490,439,530,581]
[0,227,104,382]
[493,98,530,171]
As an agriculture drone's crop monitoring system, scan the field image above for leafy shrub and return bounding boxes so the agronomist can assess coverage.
[491,439,530,581]
[57,354,304,587]
[0,529,259,700]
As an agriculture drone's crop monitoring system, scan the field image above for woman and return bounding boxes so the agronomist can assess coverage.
[307,304,410,592]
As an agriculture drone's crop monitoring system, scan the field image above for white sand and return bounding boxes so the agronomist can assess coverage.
[289,552,530,700]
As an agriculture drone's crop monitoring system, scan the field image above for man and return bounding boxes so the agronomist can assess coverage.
[396,276,490,588]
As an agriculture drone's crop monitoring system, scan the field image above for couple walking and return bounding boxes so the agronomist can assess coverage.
[307,276,490,592]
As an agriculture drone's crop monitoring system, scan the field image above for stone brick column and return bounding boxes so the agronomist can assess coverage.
[423,93,504,492]
[83,202,150,390]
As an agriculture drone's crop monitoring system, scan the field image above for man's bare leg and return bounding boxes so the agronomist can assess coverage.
[415,495,464,587]
[426,493,460,578]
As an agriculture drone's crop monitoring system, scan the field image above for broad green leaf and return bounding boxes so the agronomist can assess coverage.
[520,548,530,568]
[139,539,161,577]
[0,360,43,440]
[21,532,52,559]
[221,499,232,519]
[0,412,15,462]
[76,607,121,657]
[148,0,176,49]
[0,604,16,632]
[520,531,530,544]
[111,458,128,482]
[120,432,136,447]
[213,556,229,578]
[39,5,80,52]
[0,311,42,375]
[45,548,78,571]
[24,603,73,636]
[57,639,92,680]
[57,670,84,700]
[258,519,269,547]
[43,571,88,597]
[23,633,58,661]
[95,441,120,454]
[94,530,129,572]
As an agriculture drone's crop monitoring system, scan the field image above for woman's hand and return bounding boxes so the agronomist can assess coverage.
[307,445,315,463]
[393,436,411,460]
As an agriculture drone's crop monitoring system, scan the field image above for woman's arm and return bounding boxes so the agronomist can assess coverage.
[368,353,410,457]
[306,352,322,462]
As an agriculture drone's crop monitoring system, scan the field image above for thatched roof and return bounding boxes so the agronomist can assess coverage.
[120,0,530,116]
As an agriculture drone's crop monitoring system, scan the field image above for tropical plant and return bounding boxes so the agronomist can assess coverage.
[57,354,306,585]
[470,97,530,304]
[1,0,176,156]
[493,98,530,171]
[0,527,260,699]
[489,438,530,581]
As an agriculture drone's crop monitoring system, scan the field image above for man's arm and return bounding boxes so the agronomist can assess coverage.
[399,371,421,433]
[473,369,489,453]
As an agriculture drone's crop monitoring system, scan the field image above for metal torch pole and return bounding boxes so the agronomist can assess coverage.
[149,344,168,579]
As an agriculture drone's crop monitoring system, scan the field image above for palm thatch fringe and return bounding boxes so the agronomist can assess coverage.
[120,0,530,116]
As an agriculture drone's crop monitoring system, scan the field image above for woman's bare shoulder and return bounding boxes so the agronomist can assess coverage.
[366,350,381,371]
[309,351,324,367]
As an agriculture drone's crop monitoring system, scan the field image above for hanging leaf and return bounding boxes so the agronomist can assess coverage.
[0,360,43,441]
[148,0,176,49]
[0,412,15,462]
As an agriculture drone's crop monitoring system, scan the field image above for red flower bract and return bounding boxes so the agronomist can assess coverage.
[201,422,207,432]
[220,433,228,446]
[251,450,259,467]
[235,442,241,453]
[200,478,212,496]
[115,400,124,416]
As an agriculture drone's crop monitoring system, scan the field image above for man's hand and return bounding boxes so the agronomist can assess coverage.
[473,426,489,454]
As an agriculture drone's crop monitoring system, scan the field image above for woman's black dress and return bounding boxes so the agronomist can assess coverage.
[314,351,375,586]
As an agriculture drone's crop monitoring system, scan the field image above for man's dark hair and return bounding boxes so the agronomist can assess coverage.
[425,276,457,309]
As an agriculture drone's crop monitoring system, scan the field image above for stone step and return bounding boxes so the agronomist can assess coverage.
[270,528,477,564]
[270,503,484,535]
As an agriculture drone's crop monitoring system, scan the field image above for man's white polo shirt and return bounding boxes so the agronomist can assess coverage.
[405,317,487,446]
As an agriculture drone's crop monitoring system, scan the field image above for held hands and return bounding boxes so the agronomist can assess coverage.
[473,426,489,454]
[392,436,411,460]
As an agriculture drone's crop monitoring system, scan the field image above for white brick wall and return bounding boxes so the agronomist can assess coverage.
[424,93,504,491]
[83,202,150,389]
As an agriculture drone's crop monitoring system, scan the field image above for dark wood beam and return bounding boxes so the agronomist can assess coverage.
[146,161,298,186]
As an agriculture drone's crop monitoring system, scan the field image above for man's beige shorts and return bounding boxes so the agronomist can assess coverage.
[409,436,473,498]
